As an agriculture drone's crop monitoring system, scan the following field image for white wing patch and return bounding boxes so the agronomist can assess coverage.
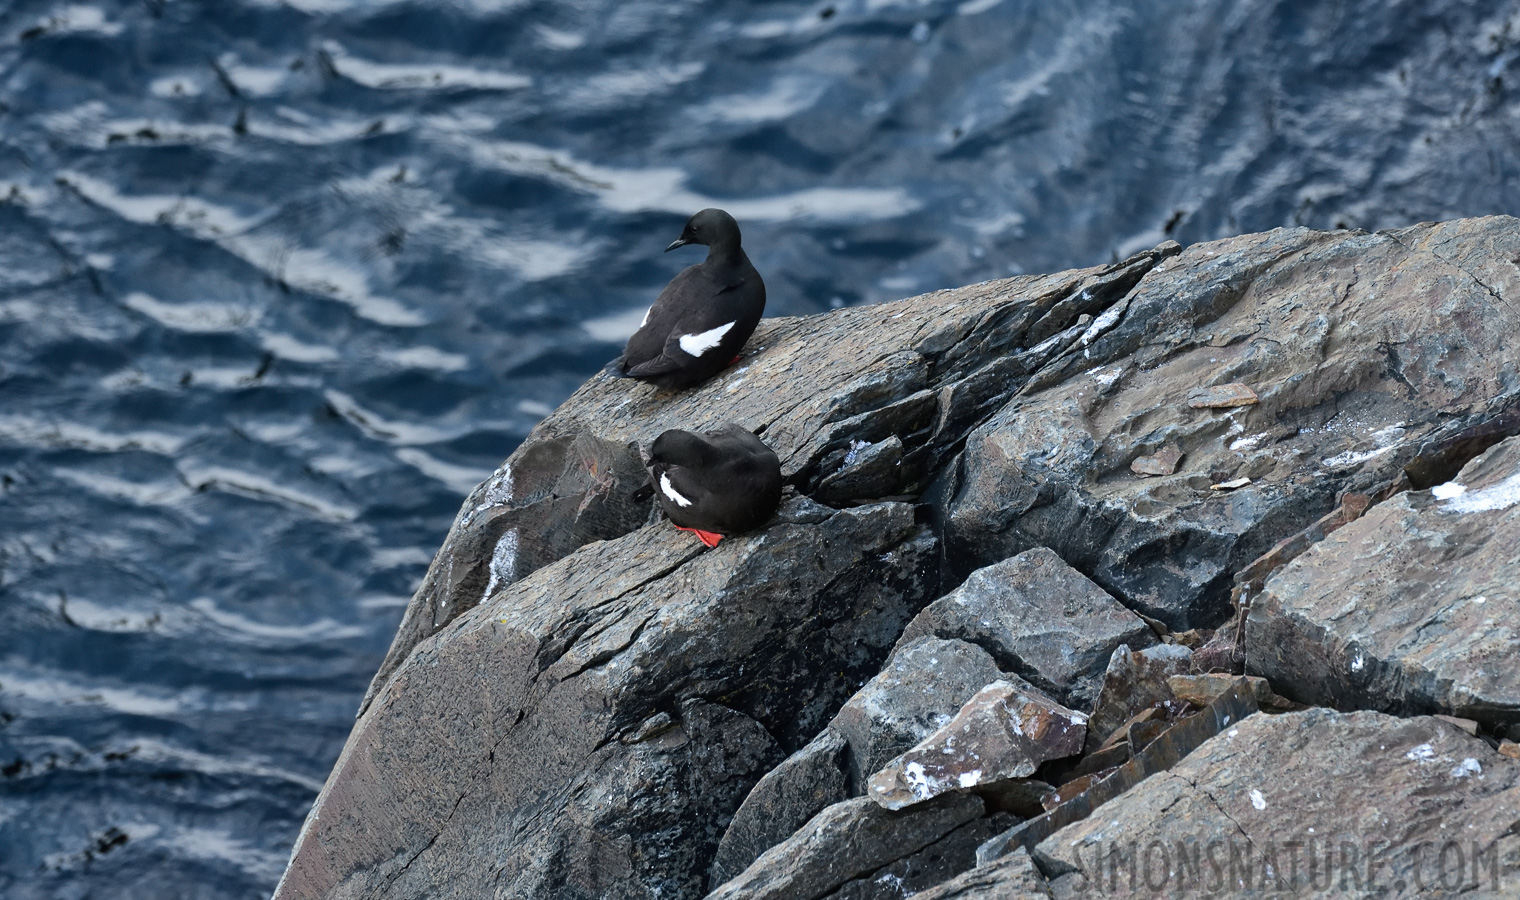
[678,321,736,357]
[660,473,694,507]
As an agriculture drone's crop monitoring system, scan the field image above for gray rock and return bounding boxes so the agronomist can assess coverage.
[909,848,1053,900]
[1034,709,1520,897]
[820,814,1018,900]
[1082,644,1193,754]
[814,435,905,505]
[829,637,1005,793]
[897,548,1156,708]
[943,217,1520,630]
[711,728,851,888]
[704,794,985,900]
[274,502,937,900]
[868,678,1085,811]
[1249,435,1520,727]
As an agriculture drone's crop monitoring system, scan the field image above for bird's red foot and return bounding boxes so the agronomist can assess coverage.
[675,525,723,548]
[729,354,741,366]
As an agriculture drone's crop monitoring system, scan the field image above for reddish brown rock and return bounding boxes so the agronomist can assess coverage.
[1082,644,1193,755]
[1186,382,1259,408]
[1130,443,1184,476]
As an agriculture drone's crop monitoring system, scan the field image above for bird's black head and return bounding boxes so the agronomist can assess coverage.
[666,208,741,254]
[648,428,715,467]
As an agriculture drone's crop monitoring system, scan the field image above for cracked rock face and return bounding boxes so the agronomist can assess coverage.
[1033,710,1520,897]
[274,502,936,900]
[897,548,1156,708]
[1249,435,1520,725]
[944,217,1520,630]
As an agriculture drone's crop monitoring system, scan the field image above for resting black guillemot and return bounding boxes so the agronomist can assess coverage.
[645,424,782,547]
[612,208,765,390]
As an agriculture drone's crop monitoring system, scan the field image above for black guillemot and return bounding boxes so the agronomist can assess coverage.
[612,208,765,390]
[645,424,782,547]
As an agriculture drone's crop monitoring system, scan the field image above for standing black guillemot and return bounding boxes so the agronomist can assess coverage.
[612,208,765,390]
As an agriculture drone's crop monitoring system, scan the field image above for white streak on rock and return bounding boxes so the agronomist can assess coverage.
[481,528,519,604]
[1321,445,1395,468]
[1079,302,1123,347]
[1441,471,1520,514]
[1405,743,1437,764]
[1450,758,1482,778]
[1250,789,1267,810]
[1431,481,1467,500]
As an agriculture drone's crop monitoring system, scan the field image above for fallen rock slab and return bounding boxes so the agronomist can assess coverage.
[944,217,1520,630]
[714,635,1004,882]
[979,680,1260,865]
[909,847,1053,900]
[820,814,1017,900]
[829,637,1005,792]
[1167,673,1275,707]
[711,728,852,888]
[1249,435,1520,727]
[1186,383,1259,409]
[896,548,1156,708]
[1129,443,1183,476]
[868,679,1085,811]
[1082,644,1193,754]
[1034,710,1520,896]
[704,794,985,900]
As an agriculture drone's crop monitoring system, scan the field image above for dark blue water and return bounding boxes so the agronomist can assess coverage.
[1,0,1516,896]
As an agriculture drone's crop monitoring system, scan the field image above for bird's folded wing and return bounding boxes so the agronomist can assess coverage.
[621,353,687,378]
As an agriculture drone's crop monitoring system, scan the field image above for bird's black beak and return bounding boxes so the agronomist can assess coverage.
[665,237,690,252]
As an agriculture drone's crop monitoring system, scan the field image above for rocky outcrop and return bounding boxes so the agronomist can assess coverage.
[943,218,1520,629]
[359,248,1169,714]
[279,217,1520,900]
[275,500,937,899]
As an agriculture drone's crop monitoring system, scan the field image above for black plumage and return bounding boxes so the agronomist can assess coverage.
[613,209,765,390]
[645,424,782,546]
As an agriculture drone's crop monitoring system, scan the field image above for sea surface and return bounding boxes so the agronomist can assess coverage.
[1,0,1517,896]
